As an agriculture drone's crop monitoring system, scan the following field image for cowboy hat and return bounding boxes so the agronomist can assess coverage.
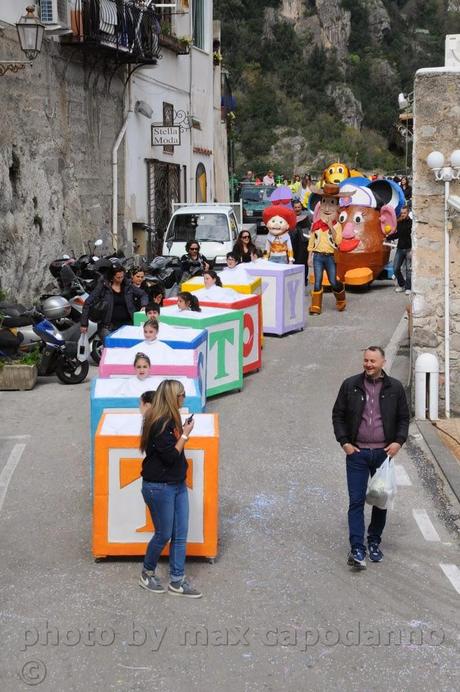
[308,183,354,211]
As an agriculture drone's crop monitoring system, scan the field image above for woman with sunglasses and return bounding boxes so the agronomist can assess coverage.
[233,230,257,263]
[139,379,202,598]
[180,240,210,277]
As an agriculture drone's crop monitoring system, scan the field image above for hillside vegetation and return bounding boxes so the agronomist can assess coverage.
[215,0,460,176]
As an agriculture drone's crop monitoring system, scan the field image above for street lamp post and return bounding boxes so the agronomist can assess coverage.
[398,92,414,176]
[0,5,44,76]
[426,149,460,417]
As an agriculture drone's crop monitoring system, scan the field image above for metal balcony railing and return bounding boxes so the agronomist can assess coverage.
[77,0,161,64]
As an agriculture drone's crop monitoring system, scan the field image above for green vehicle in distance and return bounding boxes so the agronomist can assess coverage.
[239,184,275,234]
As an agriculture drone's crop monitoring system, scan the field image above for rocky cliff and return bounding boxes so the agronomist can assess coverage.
[216,0,460,176]
[0,25,125,303]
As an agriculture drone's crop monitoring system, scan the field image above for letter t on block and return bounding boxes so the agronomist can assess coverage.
[208,328,234,380]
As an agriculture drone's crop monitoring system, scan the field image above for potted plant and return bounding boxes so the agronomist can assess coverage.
[0,347,39,391]
[159,30,191,55]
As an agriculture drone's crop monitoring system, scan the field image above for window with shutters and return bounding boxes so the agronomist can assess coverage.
[192,0,205,50]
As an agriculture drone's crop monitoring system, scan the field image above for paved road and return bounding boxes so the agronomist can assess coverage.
[0,284,459,691]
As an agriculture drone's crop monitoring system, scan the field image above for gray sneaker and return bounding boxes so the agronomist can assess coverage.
[139,570,165,593]
[168,578,202,598]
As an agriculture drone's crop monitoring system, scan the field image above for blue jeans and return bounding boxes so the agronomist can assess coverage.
[269,255,288,264]
[346,448,387,551]
[393,249,411,290]
[313,253,341,291]
[141,481,189,581]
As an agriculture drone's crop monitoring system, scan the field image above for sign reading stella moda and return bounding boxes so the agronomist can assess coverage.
[151,125,181,146]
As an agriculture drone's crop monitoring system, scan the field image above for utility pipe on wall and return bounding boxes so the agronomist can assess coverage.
[444,179,451,417]
[112,81,133,250]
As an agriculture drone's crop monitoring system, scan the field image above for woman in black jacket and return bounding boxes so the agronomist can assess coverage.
[138,379,202,598]
[80,264,148,337]
[233,230,256,263]
[180,241,209,276]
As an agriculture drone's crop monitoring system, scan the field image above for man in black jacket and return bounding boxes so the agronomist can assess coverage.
[290,199,311,285]
[387,206,412,294]
[332,346,409,570]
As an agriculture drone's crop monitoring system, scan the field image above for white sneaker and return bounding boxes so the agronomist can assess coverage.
[395,287,404,293]
[168,577,202,598]
[405,289,411,295]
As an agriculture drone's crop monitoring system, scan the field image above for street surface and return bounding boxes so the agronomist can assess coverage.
[1,283,459,691]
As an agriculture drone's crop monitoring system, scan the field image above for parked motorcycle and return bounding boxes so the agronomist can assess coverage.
[57,266,103,363]
[0,296,75,353]
[31,308,89,384]
[142,256,183,298]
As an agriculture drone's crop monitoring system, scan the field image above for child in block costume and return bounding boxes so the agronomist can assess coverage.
[308,183,350,315]
[262,205,297,264]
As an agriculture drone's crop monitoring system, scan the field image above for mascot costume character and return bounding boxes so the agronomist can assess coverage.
[335,178,404,285]
[308,183,350,315]
[262,204,296,264]
[321,161,364,187]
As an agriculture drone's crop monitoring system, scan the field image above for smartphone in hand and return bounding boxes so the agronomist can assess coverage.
[185,413,194,425]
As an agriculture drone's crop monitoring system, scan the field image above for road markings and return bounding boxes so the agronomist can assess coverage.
[412,509,441,542]
[0,435,31,440]
[0,443,26,514]
[394,464,412,486]
[440,564,460,595]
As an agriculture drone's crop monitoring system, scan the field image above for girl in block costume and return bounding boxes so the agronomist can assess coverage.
[308,183,349,315]
[262,205,297,263]
[139,380,202,598]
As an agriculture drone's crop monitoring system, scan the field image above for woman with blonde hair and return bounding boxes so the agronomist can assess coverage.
[138,379,201,598]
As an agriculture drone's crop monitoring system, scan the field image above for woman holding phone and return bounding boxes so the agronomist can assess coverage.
[138,379,202,598]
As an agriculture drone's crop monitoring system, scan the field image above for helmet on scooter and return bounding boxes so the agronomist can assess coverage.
[42,296,71,319]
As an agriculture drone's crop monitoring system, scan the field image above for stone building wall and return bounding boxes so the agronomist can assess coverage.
[0,25,125,303]
[412,68,460,414]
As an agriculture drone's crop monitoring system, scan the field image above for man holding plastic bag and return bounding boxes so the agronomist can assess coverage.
[332,346,409,571]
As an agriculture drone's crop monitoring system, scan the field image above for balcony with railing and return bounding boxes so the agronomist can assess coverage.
[70,0,161,64]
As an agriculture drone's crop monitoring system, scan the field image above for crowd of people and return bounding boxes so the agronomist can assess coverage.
[241,169,316,208]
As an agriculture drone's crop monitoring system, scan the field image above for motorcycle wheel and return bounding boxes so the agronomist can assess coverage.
[55,355,89,384]
[90,335,103,364]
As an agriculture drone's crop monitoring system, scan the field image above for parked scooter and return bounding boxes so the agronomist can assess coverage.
[30,308,89,384]
[48,239,104,294]
[57,265,103,363]
[0,297,75,353]
[142,256,183,298]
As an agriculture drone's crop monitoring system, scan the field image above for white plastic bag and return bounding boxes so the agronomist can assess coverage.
[77,333,90,362]
[365,456,397,510]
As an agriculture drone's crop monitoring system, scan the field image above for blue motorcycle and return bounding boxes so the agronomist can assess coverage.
[32,311,89,384]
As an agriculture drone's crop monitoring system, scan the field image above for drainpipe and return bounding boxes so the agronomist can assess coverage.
[112,80,133,250]
[444,179,450,417]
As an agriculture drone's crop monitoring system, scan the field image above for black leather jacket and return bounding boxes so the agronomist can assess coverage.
[80,278,148,327]
[332,371,409,447]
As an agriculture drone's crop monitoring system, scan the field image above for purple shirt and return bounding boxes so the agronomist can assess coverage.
[356,376,385,449]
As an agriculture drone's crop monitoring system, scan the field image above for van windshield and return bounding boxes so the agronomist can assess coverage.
[166,214,229,243]
[241,186,275,202]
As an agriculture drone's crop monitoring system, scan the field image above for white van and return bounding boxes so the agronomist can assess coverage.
[162,203,255,267]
